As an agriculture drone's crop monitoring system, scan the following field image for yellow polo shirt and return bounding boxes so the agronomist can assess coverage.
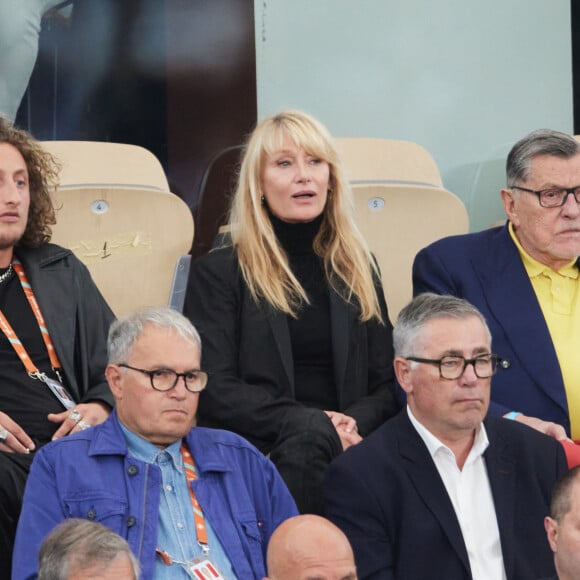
[509,223,580,438]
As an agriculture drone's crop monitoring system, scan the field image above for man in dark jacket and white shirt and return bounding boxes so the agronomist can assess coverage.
[324,293,567,580]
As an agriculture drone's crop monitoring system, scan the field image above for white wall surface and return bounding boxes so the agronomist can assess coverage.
[255,0,573,231]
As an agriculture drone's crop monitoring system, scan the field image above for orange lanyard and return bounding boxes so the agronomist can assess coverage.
[156,444,210,566]
[0,259,62,380]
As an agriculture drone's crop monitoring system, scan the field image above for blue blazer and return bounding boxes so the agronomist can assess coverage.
[413,224,575,434]
[324,411,566,580]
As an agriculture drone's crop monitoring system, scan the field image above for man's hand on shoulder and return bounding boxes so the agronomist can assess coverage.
[0,411,35,453]
[508,413,570,442]
[48,401,111,440]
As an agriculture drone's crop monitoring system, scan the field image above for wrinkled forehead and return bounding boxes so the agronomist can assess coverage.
[525,152,580,182]
[130,323,200,357]
[414,314,491,352]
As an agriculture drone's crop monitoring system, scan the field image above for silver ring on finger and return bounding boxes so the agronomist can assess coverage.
[0,428,8,443]
[68,409,82,424]
[77,420,91,431]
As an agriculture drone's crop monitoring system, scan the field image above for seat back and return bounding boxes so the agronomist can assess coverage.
[352,183,468,322]
[50,187,194,317]
[334,137,443,187]
[192,145,243,259]
[41,141,170,191]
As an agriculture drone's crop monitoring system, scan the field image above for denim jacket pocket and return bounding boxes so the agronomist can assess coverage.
[239,518,267,576]
[240,518,262,542]
[63,494,128,532]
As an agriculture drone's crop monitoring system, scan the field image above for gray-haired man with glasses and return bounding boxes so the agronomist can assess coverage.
[324,293,567,580]
[13,306,298,580]
[414,128,580,443]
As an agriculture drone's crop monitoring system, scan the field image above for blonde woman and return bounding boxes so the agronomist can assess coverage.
[185,111,398,513]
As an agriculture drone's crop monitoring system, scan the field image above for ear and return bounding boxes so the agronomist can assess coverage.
[105,364,124,399]
[394,357,414,395]
[544,516,558,552]
[500,188,519,226]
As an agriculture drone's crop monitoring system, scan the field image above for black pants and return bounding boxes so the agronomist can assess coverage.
[0,451,34,580]
[270,408,342,515]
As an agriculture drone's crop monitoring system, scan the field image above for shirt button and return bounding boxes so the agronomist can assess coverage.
[177,522,184,529]
[127,516,137,527]
[127,465,139,476]
[165,485,173,492]
[86,509,97,520]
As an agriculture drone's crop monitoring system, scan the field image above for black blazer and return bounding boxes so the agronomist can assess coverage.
[184,246,399,451]
[324,411,567,580]
[18,243,114,408]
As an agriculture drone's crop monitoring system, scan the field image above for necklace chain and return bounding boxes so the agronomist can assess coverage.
[0,263,14,284]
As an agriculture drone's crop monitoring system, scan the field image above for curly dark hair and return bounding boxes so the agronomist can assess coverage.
[0,116,59,247]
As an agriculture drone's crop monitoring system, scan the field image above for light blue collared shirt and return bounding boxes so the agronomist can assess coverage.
[120,423,237,579]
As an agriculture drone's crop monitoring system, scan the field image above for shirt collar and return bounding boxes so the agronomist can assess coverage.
[508,221,578,279]
[119,420,184,473]
[407,406,489,461]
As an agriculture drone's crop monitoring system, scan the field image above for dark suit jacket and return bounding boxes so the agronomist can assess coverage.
[413,224,576,434]
[18,243,115,408]
[324,411,567,580]
[184,246,399,452]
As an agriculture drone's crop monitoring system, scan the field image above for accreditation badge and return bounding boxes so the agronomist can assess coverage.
[41,375,76,409]
[186,559,226,579]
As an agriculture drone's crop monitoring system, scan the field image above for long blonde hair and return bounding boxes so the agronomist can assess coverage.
[228,110,383,322]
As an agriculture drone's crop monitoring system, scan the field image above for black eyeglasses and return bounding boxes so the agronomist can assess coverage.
[405,354,508,380]
[118,363,208,393]
[511,186,580,208]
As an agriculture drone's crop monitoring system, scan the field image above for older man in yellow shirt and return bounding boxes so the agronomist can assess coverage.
[414,128,580,440]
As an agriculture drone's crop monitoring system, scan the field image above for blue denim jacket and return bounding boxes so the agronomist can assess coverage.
[12,411,298,580]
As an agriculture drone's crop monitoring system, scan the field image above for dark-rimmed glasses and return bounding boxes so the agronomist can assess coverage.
[118,363,208,392]
[511,186,580,208]
[405,354,505,380]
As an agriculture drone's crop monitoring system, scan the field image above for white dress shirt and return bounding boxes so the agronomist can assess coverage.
[407,407,506,580]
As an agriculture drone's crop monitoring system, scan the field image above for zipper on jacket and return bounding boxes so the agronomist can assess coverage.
[136,462,150,560]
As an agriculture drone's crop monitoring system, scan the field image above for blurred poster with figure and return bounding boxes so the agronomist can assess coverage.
[9,0,256,255]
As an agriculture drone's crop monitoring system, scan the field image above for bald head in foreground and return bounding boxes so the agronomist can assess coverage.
[264,515,357,580]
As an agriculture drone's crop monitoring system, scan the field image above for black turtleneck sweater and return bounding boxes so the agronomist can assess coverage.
[270,214,338,410]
